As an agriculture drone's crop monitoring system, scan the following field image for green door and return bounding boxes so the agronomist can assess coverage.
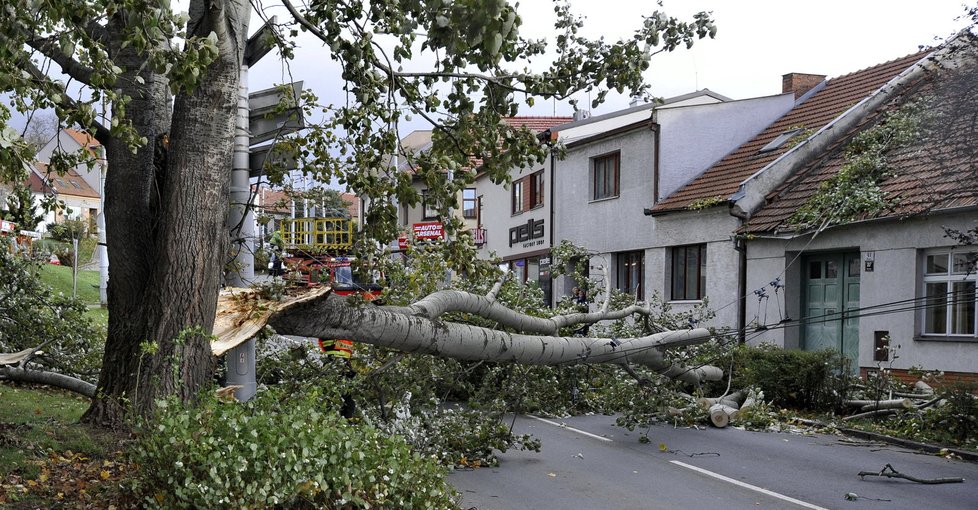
[802,253,860,370]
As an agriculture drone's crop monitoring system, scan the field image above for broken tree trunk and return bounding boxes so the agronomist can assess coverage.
[843,399,915,412]
[708,404,739,428]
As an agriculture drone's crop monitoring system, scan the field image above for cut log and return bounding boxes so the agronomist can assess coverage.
[858,399,914,412]
[708,404,738,428]
[698,390,746,410]
[844,399,913,410]
[843,409,898,421]
[740,395,757,412]
[914,380,935,395]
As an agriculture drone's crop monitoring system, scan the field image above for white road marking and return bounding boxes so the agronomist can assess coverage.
[526,415,613,442]
[670,460,830,510]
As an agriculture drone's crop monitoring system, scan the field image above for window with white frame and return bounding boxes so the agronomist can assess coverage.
[671,244,707,301]
[591,152,620,201]
[511,179,525,215]
[617,250,644,300]
[922,250,977,338]
[462,188,477,218]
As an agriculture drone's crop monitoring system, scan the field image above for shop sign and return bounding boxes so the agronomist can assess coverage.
[509,218,544,247]
[413,222,444,240]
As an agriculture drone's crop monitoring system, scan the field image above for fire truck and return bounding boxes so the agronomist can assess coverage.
[277,214,382,295]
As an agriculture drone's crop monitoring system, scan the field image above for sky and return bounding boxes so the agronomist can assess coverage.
[247,0,975,123]
[8,1,974,142]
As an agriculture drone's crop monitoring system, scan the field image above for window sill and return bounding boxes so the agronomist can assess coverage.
[511,210,524,217]
[914,335,978,343]
[668,299,704,305]
[588,196,619,204]
[530,204,544,211]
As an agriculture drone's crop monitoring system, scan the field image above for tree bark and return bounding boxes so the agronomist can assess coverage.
[0,367,96,397]
[83,0,249,427]
[268,295,723,385]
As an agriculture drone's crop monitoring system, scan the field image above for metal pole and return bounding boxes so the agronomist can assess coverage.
[96,148,109,307]
[226,62,257,402]
[227,63,256,288]
[72,237,78,297]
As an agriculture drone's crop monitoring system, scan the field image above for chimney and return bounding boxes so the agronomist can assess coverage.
[572,110,591,122]
[782,73,826,98]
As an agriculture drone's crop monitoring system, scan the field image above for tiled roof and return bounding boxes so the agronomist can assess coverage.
[399,117,572,174]
[740,43,978,234]
[254,187,291,214]
[65,129,100,148]
[28,162,100,198]
[650,50,931,214]
[340,192,360,219]
[502,116,572,133]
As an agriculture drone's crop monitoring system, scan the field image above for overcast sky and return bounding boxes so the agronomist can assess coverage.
[249,0,973,122]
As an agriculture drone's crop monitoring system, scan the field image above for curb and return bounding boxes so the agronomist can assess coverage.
[793,418,978,462]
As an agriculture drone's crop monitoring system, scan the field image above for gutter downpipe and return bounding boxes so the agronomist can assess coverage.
[547,131,557,307]
[729,206,748,344]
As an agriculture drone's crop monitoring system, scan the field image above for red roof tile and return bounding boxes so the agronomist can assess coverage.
[651,50,931,214]
[740,39,978,234]
[28,162,100,199]
[502,116,572,133]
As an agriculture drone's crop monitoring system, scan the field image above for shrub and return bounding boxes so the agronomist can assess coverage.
[55,246,74,267]
[127,388,458,509]
[0,249,104,381]
[47,218,88,241]
[729,343,845,411]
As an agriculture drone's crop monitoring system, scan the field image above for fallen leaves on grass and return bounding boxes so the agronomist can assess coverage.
[1,450,134,509]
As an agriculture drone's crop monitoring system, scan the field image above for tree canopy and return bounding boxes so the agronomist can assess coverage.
[1,0,717,424]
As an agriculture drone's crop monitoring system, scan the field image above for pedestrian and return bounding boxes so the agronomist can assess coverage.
[318,338,357,419]
[270,252,283,276]
[572,287,590,336]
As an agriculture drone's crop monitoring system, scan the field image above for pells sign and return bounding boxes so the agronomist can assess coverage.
[413,221,444,240]
[509,218,544,247]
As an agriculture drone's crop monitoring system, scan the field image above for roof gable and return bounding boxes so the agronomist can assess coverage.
[651,50,931,214]
[28,162,100,198]
[740,36,978,234]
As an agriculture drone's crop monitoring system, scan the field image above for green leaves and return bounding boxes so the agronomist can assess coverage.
[128,388,458,509]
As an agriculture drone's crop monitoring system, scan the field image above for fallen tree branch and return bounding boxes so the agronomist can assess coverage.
[857,464,963,484]
[843,409,899,421]
[0,366,96,398]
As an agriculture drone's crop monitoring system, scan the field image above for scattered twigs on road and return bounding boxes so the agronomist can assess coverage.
[857,463,964,484]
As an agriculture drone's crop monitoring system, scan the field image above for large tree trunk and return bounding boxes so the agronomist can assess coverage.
[268,295,723,385]
[83,0,249,427]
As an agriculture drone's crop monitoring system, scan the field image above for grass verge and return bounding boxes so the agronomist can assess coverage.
[0,383,125,508]
[38,265,101,304]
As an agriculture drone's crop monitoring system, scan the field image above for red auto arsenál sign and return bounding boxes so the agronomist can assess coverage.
[413,222,444,240]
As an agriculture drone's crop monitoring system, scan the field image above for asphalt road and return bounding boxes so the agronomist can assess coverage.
[449,414,978,510]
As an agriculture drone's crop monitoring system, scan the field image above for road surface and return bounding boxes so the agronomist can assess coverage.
[449,414,978,509]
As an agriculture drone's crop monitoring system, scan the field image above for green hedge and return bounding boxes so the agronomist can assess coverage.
[128,389,458,509]
[730,344,845,411]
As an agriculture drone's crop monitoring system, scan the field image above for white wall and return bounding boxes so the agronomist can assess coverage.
[646,208,742,331]
[746,210,978,374]
[656,93,794,200]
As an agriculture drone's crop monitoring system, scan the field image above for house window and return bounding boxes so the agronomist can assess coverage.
[617,251,644,300]
[529,171,544,209]
[922,250,977,337]
[463,188,477,219]
[512,180,524,215]
[422,190,438,220]
[591,152,620,201]
[671,244,707,300]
